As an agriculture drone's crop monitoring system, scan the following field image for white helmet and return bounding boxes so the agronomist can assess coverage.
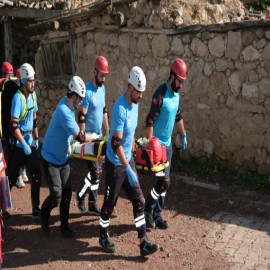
[68,76,86,98]
[20,63,35,80]
[128,66,146,92]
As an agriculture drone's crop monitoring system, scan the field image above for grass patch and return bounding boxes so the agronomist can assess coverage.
[171,152,270,195]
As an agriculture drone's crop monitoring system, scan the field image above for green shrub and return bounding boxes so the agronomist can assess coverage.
[248,0,270,10]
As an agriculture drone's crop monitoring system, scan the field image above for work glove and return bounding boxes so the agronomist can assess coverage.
[182,132,187,150]
[35,138,39,150]
[125,165,138,187]
[21,140,32,155]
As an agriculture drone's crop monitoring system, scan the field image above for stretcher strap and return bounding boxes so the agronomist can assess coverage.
[135,140,153,171]
[97,141,104,158]
[80,143,85,159]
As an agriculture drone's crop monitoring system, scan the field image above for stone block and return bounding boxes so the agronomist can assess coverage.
[209,34,225,57]
[171,36,184,56]
[137,34,150,55]
[151,34,170,57]
[242,83,258,100]
[226,31,242,60]
[262,43,270,60]
[190,38,208,57]
[242,45,260,61]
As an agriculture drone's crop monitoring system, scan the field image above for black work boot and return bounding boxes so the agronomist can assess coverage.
[32,207,41,221]
[139,238,159,257]
[40,211,51,237]
[99,235,116,253]
[76,178,91,213]
[155,216,169,229]
[88,203,101,216]
[40,196,53,237]
[144,211,156,229]
[76,192,87,213]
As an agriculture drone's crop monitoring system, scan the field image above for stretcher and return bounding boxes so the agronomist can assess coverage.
[134,140,169,173]
[71,140,107,162]
[71,139,169,173]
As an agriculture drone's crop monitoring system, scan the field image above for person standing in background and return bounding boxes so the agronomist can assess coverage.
[7,63,41,220]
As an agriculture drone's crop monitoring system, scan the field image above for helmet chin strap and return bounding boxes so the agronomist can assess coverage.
[72,97,77,109]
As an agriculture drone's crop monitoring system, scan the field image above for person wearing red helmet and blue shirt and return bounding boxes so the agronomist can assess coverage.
[144,58,188,230]
[76,56,110,216]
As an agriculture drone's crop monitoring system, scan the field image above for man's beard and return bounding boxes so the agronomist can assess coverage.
[171,78,180,93]
[95,74,103,87]
[26,86,34,93]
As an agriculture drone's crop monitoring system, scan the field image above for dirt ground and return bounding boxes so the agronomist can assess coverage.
[2,158,270,270]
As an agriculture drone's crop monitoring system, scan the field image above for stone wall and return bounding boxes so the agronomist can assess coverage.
[35,24,270,174]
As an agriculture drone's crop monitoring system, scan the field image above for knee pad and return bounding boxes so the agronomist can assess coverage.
[156,177,170,193]
[132,195,145,213]
[161,177,170,191]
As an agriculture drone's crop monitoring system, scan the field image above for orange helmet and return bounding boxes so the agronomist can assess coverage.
[95,56,109,74]
[147,136,163,163]
[171,58,187,80]
[2,61,14,75]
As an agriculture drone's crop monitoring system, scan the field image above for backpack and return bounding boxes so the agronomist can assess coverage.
[0,78,36,139]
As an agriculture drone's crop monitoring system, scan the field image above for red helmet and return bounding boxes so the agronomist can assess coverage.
[2,61,14,75]
[95,56,109,74]
[171,58,187,80]
[147,136,163,163]
[16,68,20,78]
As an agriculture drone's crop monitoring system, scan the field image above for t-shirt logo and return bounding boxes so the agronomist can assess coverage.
[127,115,131,127]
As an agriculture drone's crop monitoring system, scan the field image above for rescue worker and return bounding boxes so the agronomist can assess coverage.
[6,63,41,220]
[40,76,99,238]
[99,66,159,256]
[1,64,29,189]
[76,56,109,216]
[1,61,14,80]
[144,58,188,230]
[0,61,14,219]
[14,67,29,188]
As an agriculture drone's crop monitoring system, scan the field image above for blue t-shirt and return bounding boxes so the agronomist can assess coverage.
[41,97,79,165]
[81,81,105,136]
[153,82,179,146]
[11,91,38,147]
[107,93,138,166]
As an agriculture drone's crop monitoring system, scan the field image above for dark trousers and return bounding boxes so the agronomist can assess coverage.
[145,143,173,218]
[100,156,146,239]
[76,160,101,206]
[7,146,41,210]
[41,158,72,228]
